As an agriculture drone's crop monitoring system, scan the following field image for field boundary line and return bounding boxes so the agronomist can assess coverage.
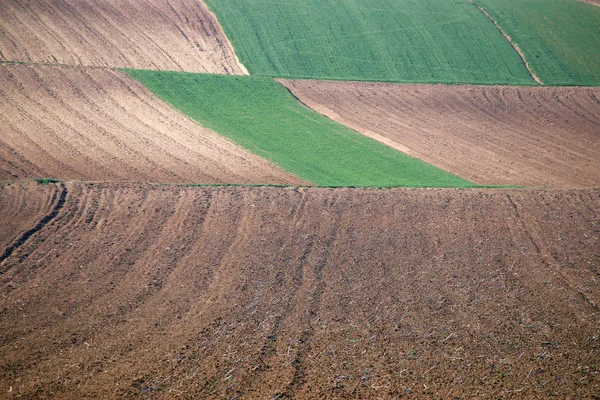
[0,183,68,266]
[578,0,600,8]
[473,2,544,85]
[0,59,119,71]
[202,1,249,75]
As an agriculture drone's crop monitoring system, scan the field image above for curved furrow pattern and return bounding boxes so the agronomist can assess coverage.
[0,183,599,398]
[0,0,246,74]
[281,80,600,188]
[0,65,304,185]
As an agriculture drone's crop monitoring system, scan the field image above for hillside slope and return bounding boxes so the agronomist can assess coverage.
[0,65,302,185]
[282,79,600,187]
[1,183,599,398]
[0,0,246,74]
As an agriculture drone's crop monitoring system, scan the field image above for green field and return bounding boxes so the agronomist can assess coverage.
[125,70,477,187]
[475,0,600,85]
[204,0,535,85]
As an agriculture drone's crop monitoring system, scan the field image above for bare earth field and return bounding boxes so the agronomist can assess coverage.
[281,80,600,188]
[1,182,598,398]
[0,0,246,74]
[0,64,302,185]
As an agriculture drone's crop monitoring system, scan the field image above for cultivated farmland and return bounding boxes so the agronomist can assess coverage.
[205,0,535,84]
[474,0,600,85]
[0,64,301,184]
[281,79,600,187]
[1,0,600,397]
[0,0,246,74]
[126,70,476,187]
[1,183,599,398]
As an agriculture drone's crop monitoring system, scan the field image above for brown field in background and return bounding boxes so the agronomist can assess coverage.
[281,79,600,188]
[0,0,246,74]
[1,182,598,398]
[0,64,303,185]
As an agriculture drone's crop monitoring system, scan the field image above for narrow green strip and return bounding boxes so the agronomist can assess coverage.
[125,70,478,188]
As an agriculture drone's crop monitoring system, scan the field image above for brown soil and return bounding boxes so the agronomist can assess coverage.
[579,0,600,7]
[281,79,600,188]
[0,0,246,74]
[0,182,59,252]
[1,182,599,398]
[0,64,303,185]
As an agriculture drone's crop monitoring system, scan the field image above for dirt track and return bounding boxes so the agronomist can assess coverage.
[0,64,302,185]
[580,0,600,7]
[1,182,598,398]
[0,0,246,74]
[281,80,600,188]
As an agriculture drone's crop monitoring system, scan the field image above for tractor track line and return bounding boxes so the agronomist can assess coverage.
[473,2,543,85]
[0,183,67,266]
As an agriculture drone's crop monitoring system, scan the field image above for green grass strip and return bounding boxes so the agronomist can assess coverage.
[474,0,600,86]
[125,70,478,188]
[204,0,535,85]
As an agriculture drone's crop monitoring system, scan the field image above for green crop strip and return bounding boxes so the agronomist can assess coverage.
[474,0,600,86]
[125,70,478,188]
[204,0,535,85]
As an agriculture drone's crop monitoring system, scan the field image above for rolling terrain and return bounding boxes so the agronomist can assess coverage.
[0,64,302,185]
[282,79,600,188]
[1,0,600,397]
[0,0,246,74]
[0,182,599,398]
[126,71,476,188]
[205,0,534,84]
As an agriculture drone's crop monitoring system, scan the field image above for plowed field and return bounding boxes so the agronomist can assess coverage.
[0,65,302,185]
[282,80,600,188]
[0,0,246,74]
[1,182,599,398]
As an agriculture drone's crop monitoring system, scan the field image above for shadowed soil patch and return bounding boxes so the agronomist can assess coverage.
[282,79,600,188]
[1,183,599,398]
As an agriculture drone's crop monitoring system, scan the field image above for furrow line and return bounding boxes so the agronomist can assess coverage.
[0,183,67,266]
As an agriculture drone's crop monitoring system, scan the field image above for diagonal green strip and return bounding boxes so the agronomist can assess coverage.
[125,70,478,188]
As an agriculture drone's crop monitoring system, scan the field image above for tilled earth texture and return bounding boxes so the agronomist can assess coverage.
[281,80,600,188]
[0,65,302,185]
[1,182,599,398]
[0,0,246,74]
